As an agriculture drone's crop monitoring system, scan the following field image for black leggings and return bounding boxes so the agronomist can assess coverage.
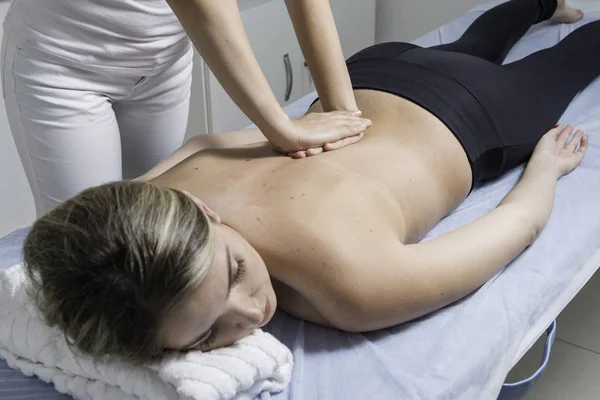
[345,0,600,185]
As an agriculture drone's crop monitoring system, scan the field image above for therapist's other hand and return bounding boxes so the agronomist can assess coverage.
[268,111,371,158]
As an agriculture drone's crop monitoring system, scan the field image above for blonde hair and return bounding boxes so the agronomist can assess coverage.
[23,181,216,363]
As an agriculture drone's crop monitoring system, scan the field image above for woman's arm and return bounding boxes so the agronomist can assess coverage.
[326,126,588,332]
[284,0,357,113]
[165,0,368,155]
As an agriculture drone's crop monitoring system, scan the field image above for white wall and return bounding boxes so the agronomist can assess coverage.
[0,1,36,237]
[376,0,488,42]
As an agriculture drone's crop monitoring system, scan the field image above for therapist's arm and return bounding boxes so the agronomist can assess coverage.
[284,0,356,113]
[166,0,369,156]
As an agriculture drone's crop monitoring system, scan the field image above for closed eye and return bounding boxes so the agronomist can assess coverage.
[183,328,217,352]
[196,331,217,351]
[191,253,246,351]
[185,329,217,352]
[233,256,247,284]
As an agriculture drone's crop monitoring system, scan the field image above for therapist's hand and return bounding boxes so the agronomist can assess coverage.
[267,111,372,158]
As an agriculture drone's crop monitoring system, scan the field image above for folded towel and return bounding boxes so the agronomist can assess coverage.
[0,264,293,400]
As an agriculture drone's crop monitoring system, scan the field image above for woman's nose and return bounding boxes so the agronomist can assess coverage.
[230,296,263,327]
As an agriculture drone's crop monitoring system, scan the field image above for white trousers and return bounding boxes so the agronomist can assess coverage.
[1,35,193,216]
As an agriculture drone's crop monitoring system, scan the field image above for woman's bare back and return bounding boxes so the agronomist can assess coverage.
[148,89,474,328]
[154,90,472,242]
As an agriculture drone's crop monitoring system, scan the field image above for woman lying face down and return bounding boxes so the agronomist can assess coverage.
[24,184,276,362]
[21,0,595,363]
[21,122,589,363]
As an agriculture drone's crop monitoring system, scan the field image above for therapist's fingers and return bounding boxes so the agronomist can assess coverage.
[326,110,363,118]
[289,150,307,158]
[289,149,322,158]
[324,132,365,151]
[305,147,325,157]
[288,111,371,152]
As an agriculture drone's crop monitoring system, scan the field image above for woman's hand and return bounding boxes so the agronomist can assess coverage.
[530,124,589,179]
[267,111,372,158]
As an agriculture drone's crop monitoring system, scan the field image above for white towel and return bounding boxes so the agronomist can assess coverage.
[0,264,293,400]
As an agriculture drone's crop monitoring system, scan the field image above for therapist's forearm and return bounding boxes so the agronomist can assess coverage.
[285,0,357,112]
[166,0,290,137]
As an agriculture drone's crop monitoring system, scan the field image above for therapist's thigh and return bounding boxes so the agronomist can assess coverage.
[2,41,122,217]
[114,49,193,179]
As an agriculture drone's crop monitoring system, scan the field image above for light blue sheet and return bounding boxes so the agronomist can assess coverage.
[2,2,600,399]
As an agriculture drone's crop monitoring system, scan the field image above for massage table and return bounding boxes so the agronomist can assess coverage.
[2,1,600,398]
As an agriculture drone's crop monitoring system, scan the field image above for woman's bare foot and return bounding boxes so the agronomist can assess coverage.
[551,0,584,23]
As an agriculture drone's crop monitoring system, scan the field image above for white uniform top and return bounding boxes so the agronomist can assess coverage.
[4,0,191,74]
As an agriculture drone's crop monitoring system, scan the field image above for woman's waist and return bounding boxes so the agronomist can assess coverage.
[353,89,458,138]
[347,57,503,184]
[350,91,473,183]
[347,58,502,149]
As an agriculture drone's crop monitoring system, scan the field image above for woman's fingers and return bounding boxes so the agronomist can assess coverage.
[577,135,589,157]
[556,124,574,148]
[551,124,563,136]
[566,129,585,152]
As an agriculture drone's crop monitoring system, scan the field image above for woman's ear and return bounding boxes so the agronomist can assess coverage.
[181,190,222,223]
[199,202,221,224]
